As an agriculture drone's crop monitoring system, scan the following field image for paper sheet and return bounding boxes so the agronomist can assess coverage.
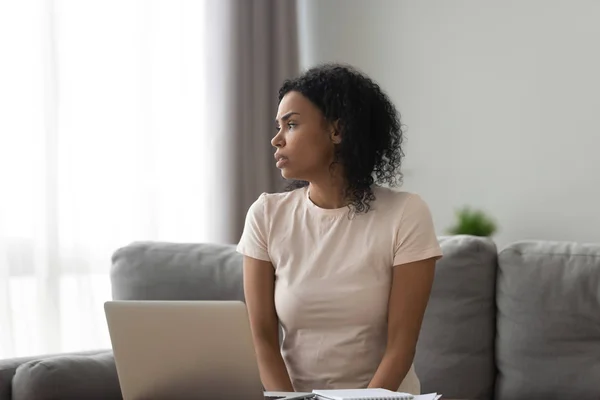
[412,394,442,400]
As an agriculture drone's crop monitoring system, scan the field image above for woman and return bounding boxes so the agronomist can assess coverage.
[236,64,442,393]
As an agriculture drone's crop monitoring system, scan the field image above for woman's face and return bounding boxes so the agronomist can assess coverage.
[272,91,340,181]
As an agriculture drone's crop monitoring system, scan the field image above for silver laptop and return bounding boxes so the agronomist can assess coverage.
[104,300,312,400]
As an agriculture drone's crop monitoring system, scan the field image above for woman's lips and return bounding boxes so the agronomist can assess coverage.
[276,157,289,168]
[274,153,289,168]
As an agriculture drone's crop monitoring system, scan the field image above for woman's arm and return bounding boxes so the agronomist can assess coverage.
[368,257,437,390]
[243,255,295,391]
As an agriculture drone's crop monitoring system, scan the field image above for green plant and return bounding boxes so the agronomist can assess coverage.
[447,206,498,237]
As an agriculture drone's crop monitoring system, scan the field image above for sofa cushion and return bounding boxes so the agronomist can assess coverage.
[0,350,108,400]
[496,241,600,400]
[11,351,121,400]
[110,241,244,302]
[415,235,498,400]
[0,355,42,400]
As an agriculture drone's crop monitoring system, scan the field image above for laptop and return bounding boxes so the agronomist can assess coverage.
[104,300,313,400]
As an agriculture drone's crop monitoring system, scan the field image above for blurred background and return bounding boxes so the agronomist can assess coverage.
[1,0,599,358]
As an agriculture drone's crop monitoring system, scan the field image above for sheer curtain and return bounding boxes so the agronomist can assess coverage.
[0,0,297,358]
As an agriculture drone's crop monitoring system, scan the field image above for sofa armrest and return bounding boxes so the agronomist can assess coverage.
[0,349,115,400]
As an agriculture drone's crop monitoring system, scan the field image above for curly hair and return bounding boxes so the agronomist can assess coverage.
[278,63,404,214]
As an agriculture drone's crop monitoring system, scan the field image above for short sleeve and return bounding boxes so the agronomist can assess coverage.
[393,194,443,266]
[236,193,270,261]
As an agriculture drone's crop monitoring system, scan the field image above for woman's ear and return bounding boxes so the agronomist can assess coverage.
[330,119,342,144]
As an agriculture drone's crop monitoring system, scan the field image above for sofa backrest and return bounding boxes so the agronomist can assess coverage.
[111,241,245,302]
[495,240,600,400]
[414,235,498,400]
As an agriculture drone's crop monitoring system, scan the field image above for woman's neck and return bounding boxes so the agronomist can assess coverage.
[307,172,348,209]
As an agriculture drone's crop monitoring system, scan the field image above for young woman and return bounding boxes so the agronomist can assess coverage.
[236,64,442,394]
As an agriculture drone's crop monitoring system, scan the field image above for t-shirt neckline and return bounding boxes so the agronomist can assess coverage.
[304,186,350,217]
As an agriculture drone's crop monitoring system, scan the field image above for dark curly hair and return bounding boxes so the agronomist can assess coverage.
[278,63,404,214]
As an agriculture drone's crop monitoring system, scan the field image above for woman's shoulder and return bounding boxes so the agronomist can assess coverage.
[372,186,436,226]
[242,188,306,234]
[250,187,306,210]
[371,186,434,220]
[372,185,423,207]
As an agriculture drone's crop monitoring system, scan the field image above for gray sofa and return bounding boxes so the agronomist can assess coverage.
[1,235,599,400]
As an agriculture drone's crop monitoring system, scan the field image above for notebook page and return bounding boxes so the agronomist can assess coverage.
[312,389,413,400]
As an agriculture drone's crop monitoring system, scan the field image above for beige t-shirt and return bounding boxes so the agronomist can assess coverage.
[236,186,442,393]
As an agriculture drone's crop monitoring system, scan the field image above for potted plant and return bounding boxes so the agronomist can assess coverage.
[447,206,498,237]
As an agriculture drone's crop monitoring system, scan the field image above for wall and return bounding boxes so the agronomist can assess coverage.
[297,0,600,249]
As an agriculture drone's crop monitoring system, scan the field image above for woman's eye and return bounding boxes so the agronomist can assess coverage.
[274,123,296,133]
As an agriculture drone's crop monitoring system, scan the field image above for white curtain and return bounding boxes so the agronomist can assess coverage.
[0,0,296,359]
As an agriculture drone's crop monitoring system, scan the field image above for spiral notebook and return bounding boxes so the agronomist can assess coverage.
[312,389,414,400]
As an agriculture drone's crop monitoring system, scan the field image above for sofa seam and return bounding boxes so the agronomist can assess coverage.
[499,248,600,259]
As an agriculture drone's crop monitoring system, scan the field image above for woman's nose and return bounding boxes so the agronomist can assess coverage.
[271,131,284,148]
